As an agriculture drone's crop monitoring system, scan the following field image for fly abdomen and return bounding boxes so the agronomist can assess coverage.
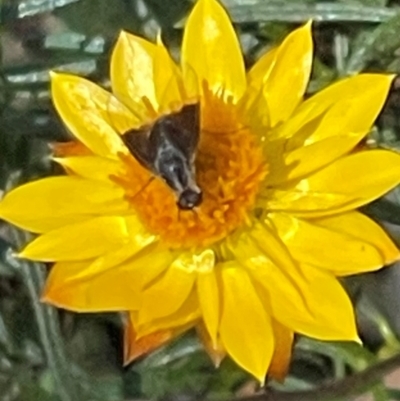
[154,138,202,209]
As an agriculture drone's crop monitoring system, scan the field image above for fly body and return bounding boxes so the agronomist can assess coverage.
[122,103,202,210]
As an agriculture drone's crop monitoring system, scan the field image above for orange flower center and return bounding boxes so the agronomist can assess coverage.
[117,109,267,249]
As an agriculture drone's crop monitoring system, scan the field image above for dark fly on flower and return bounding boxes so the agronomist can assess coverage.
[121,103,203,210]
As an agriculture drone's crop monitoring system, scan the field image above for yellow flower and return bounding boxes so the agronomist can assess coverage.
[1,0,400,382]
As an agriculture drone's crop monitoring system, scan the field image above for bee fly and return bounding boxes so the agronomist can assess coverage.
[122,103,202,210]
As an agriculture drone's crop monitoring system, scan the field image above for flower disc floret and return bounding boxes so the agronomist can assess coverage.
[117,124,267,248]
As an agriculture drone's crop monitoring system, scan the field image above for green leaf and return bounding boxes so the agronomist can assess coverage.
[0,238,19,277]
[346,11,400,73]
[372,385,391,401]
[0,313,12,351]
[137,333,201,369]
[297,338,376,370]
[17,0,80,18]
[55,0,144,38]
[338,0,388,6]
[44,33,106,54]
[135,333,248,399]
[225,2,397,23]
[44,33,87,51]
[144,0,191,28]
[387,388,400,400]
[270,376,315,391]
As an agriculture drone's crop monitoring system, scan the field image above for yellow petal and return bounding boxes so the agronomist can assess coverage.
[153,37,186,112]
[43,245,172,312]
[219,263,274,382]
[277,74,395,141]
[269,320,293,381]
[182,0,246,101]
[57,216,156,282]
[19,215,154,265]
[267,150,400,217]
[135,290,200,337]
[286,132,362,166]
[239,84,270,131]
[306,74,394,144]
[269,212,385,274]
[124,245,174,290]
[53,156,122,182]
[124,316,189,365]
[138,254,198,324]
[51,72,135,157]
[43,260,141,312]
[262,21,313,127]
[52,141,93,157]
[294,264,359,341]
[0,177,129,233]
[267,133,368,186]
[247,220,302,282]
[264,188,349,216]
[196,322,226,367]
[232,230,310,326]
[248,47,278,88]
[242,48,276,129]
[234,230,358,341]
[19,216,134,261]
[110,31,158,117]
[313,212,400,273]
[196,269,219,346]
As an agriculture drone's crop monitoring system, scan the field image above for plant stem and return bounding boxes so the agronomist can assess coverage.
[14,229,79,401]
[239,352,400,401]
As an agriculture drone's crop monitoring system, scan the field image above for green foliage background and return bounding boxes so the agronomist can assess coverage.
[2,0,400,400]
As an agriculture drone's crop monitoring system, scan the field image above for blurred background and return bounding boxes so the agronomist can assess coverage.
[2,0,400,400]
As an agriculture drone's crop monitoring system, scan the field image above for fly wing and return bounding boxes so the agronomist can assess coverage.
[121,127,156,171]
[163,103,200,158]
[121,102,199,174]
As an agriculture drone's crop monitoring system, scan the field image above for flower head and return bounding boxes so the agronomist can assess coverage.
[1,0,400,382]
